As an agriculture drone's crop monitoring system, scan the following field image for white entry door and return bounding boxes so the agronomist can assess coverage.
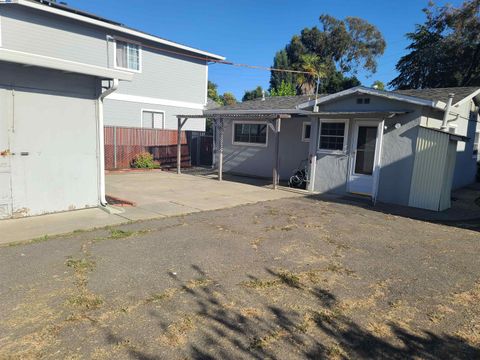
[348,120,382,196]
[0,89,12,218]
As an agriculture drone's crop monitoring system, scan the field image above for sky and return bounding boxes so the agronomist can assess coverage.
[66,0,463,100]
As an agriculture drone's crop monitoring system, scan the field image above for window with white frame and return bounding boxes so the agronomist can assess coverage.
[318,120,347,152]
[142,110,164,129]
[115,40,141,71]
[302,122,311,142]
[233,122,267,146]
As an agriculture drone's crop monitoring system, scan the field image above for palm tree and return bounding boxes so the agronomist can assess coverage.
[295,54,331,95]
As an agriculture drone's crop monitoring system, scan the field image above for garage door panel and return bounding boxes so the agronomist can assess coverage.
[0,88,12,219]
[10,90,99,217]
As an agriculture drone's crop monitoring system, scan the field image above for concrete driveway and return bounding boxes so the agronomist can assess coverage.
[106,171,301,221]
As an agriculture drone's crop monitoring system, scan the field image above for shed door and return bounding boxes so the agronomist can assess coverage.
[348,120,381,196]
[0,89,12,218]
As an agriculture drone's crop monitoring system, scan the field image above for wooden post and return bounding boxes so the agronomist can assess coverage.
[217,118,224,181]
[273,116,281,190]
[113,126,117,169]
[177,117,182,174]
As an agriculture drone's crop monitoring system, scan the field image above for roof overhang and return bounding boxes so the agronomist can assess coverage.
[198,109,409,119]
[4,0,225,61]
[0,48,133,81]
[178,113,292,120]
[302,110,409,118]
[205,109,302,116]
[296,86,448,111]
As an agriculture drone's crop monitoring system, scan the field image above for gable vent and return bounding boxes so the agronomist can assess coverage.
[356,98,370,104]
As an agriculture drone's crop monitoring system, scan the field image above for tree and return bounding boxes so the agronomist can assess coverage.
[371,80,385,90]
[319,72,361,94]
[220,92,237,106]
[208,81,238,106]
[270,50,294,91]
[389,0,480,89]
[270,15,385,95]
[208,81,222,104]
[270,80,297,96]
[242,86,264,102]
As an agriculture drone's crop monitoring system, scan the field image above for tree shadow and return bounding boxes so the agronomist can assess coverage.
[101,264,479,359]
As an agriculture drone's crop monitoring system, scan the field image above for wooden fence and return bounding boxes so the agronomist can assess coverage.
[104,126,190,170]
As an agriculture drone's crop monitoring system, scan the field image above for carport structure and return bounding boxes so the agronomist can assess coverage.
[176,112,295,189]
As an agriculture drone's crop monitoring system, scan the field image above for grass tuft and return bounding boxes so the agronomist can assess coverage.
[109,229,133,239]
[65,257,95,272]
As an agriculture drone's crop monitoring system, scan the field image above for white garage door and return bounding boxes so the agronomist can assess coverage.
[0,88,12,219]
[5,88,99,217]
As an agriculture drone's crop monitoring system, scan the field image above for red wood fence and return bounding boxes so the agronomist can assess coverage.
[104,126,191,170]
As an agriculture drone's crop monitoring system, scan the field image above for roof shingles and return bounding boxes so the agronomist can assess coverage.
[208,86,480,113]
[394,87,479,105]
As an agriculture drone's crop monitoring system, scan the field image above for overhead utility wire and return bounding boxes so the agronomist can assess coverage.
[111,35,321,103]
[112,35,315,76]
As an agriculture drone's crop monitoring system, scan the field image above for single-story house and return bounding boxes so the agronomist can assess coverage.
[203,86,480,211]
[0,49,132,219]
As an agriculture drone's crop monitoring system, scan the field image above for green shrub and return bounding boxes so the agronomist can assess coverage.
[132,152,156,169]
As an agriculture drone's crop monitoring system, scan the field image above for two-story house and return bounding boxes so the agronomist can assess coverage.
[0,0,224,131]
[0,0,224,218]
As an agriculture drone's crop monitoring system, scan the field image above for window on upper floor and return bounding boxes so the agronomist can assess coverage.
[142,110,164,129]
[115,40,141,72]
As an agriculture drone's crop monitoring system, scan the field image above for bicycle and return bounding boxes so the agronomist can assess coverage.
[288,159,309,189]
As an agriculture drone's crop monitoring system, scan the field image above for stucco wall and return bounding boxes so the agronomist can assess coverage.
[312,94,422,205]
[222,117,310,180]
[0,63,100,218]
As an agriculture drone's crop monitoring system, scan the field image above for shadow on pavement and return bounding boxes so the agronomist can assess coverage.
[101,265,480,360]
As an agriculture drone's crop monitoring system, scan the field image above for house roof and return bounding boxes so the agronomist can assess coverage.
[211,95,318,112]
[6,0,225,61]
[0,48,133,81]
[205,86,480,115]
[394,87,480,106]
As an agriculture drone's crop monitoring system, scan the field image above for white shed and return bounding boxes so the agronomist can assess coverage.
[0,49,132,219]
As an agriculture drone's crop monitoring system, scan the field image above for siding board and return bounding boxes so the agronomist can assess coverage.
[409,127,450,211]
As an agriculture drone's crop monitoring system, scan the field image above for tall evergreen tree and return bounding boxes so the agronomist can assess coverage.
[390,0,480,89]
[270,15,385,95]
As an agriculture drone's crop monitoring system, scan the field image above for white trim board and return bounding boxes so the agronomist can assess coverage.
[0,48,133,80]
[106,93,205,110]
[3,0,225,61]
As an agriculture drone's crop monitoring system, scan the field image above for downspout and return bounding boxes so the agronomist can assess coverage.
[441,93,455,131]
[98,79,119,206]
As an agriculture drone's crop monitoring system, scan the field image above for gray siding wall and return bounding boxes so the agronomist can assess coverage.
[0,4,208,130]
[103,99,205,131]
[313,95,422,205]
[222,117,310,180]
[0,63,100,217]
